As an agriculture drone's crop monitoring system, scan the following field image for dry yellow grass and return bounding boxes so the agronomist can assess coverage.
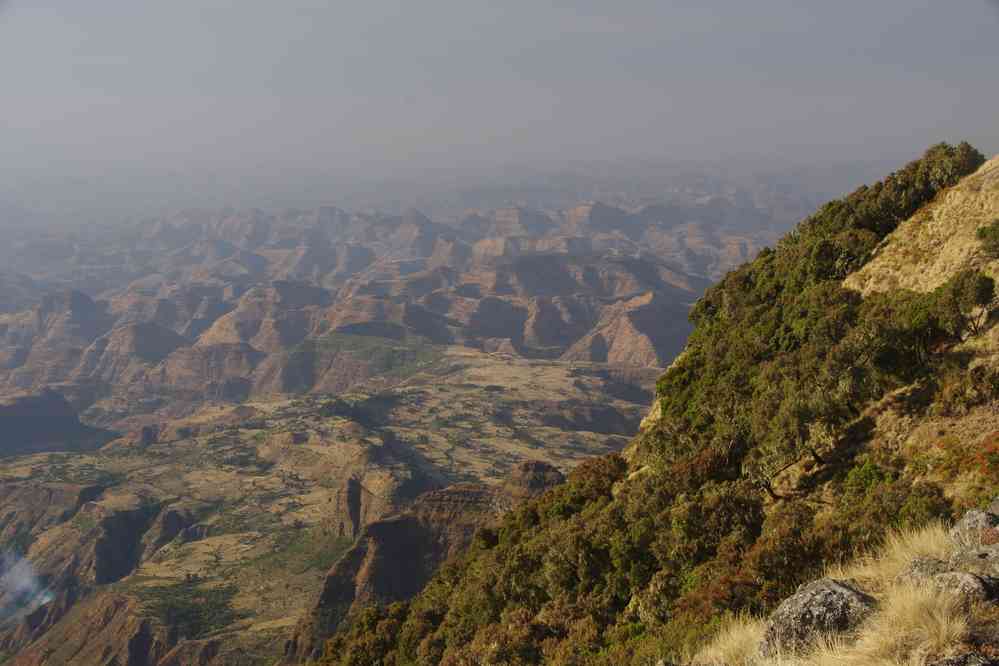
[691,524,970,666]
[838,584,967,664]
[690,615,766,666]
[844,154,999,298]
[826,521,953,592]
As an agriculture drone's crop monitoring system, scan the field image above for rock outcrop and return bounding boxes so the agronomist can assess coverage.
[4,592,173,666]
[285,461,564,663]
[0,389,108,457]
[759,578,876,657]
[756,498,999,662]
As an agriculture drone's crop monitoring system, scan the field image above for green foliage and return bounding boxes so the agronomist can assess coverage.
[932,269,995,337]
[930,361,999,416]
[142,581,239,639]
[250,529,352,576]
[314,143,987,665]
[295,332,443,383]
[320,603,410,666]
[977,219,999,258]
[844,460,887,494]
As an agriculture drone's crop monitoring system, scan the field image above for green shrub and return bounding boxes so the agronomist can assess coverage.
[933,269,995,337]
[977,219,999,258]
[143,581,239,639]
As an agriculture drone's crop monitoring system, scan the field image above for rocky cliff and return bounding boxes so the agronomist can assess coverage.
[0,389,109,457]
[286,462,565,663]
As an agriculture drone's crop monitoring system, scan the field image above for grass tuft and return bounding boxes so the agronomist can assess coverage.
[690,615,766,666]
[827,521,953,592]
[692,523,970,666]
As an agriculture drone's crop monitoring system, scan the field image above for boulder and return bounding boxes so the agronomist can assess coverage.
[948,544,999,578]
[895,556,951,586]
[760,578,876,657]
[928,654,998,666]
[931,572,998,602]
[950,509,999,549]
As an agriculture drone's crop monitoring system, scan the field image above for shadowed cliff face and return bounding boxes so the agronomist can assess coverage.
[0,389,112,457]
[285,462,565,663]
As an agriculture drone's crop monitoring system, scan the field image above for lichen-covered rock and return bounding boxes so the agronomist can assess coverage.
[895,556,951,586]
[932,572,998,602]
[928,653,998,666]
[949,544,999,578]
[760,578,876,656]
[950,509,999,549]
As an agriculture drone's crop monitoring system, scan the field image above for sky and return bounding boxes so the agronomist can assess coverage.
[0,1,997,195]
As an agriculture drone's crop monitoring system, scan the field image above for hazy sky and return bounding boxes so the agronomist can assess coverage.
[1,1,998,176]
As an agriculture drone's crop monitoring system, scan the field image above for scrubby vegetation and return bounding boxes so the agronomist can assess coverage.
[293,332,444,383]
[313,143,992,665]
[143,580,240,639]
[977,219,999,258]
[250,528,353,576]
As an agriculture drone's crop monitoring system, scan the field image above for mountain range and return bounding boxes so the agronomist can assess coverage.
[0,177,792,664]
[4,144,998,665]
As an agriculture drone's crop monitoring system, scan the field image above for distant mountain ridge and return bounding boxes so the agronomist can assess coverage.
[0,194,780,427]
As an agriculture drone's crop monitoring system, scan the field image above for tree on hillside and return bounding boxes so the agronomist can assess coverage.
[976,219,999,258]
[934,269,995,337]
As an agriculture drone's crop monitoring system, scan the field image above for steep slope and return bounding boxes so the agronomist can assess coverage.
[561,292,694,366]
[0,291,114,391]
[0,390,110,457]
[845,154,999,295]
[313,143,997,666]
[73,322,189,385]
[285,462,565,663]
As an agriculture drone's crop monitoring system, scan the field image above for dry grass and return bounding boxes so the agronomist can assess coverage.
[691,524,970,666]
[838,584,967,664]
[826,521,953,593]
[690,615,766,666]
